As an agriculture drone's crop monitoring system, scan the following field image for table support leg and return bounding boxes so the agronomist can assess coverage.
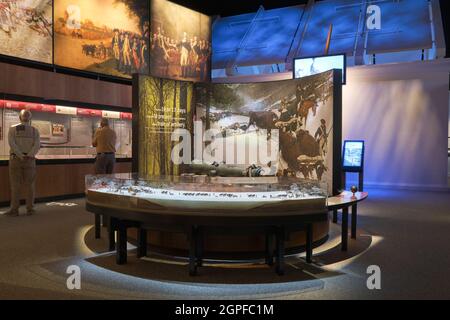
[94,214,101,239]
[108,217,116,251]
[342,207,349,251]
[265,230,274,266]
[306,223,313,263]
[102,214,108,227]
[189,226,198,276]
[137,228,147,258]
[275,227,285,276]
[196,228,203,267]
[333,209,338,223]
[116,222,127,265]
[351,204,357,239]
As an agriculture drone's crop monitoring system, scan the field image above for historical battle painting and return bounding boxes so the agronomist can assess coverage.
[0,0,52,64]
[196,70,335,194]
[137,75,194,176]
[54,0,149,78]
[150,0,211,82]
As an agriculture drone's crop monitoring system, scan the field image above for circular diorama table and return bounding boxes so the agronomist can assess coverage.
[85,194,328,276]
[85,189,368,276]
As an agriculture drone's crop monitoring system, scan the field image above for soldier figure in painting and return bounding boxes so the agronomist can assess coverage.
[139,38,148,73]
[112,29,121,68]
[180,32,190,78]
[122,32,132,74]
[314,119,328,156]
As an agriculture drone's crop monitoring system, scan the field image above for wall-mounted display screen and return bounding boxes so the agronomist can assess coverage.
[342,140,364,172]
[150,0,211,82]
[0,100,132,160]
[294,54,346,84]
[0,0,53,64]
[54,0,149,79]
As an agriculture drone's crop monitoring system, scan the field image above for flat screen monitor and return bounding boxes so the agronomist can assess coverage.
[293,54,346,84]
[343,140,364,172]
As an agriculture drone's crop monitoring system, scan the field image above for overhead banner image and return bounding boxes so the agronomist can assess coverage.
[150,0,211,82]
[54,0,150,79]
[0,0,53,64]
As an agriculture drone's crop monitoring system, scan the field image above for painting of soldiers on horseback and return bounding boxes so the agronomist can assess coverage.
[150,0,211,82]
[196,70,335,193]
[0,0,52,63]
[54,0,149,79]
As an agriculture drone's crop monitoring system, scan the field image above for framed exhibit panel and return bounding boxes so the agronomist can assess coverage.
[195,69,343,195]
[342,140,364,172]
[0,0,53,65]
[0,99,132,160]
[293,54,347,84]
[150,0,211,82]
[54,0,150,79]
[132,74,194,176]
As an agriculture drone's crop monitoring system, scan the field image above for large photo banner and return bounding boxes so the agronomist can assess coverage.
[0,0,52,64]
[134,74,193,176]
[196,70,337,194]
[54,0,150,79]
[150,0,211,83]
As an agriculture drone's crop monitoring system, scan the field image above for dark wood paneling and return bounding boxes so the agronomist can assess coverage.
[0,161,131,203]
[0,62,132,108]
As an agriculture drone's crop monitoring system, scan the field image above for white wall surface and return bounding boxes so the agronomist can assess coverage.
[343,59,450,190]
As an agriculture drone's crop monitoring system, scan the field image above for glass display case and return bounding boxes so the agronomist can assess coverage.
[85,173,328,213]
[0,100,132,161]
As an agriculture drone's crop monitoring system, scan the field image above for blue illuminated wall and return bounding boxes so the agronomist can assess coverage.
[212,5,304,70]
[212,0,438,79]
[366,0,432,53]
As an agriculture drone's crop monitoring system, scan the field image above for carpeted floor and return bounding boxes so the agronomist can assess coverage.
[0,188,449,300]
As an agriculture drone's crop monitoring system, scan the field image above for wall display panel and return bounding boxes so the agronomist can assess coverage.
[0,0,53,64]
[134,75,193,176]
[150,0,211,82]
[54,0,149,79]
[0,100,132,160]
[196,70,340,195]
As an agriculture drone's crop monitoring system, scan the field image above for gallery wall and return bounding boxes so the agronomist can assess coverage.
[343,59,450,190]
[0,0,211,83]
[207,58,450,190]
[0,62,132,108]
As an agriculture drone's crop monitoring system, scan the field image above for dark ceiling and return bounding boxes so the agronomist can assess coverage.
[172,0,450,58]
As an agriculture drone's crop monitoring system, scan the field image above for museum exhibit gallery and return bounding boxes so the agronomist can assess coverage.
[0,0,449,302]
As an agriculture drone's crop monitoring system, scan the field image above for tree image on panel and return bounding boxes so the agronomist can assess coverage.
[138,76,193,176]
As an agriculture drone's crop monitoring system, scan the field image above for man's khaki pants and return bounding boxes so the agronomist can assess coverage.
[9,156,36,212]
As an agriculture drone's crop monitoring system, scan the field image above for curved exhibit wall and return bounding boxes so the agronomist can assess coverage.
[195,70,340,195]
[133,70,343,194]
[342,59,450,190]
